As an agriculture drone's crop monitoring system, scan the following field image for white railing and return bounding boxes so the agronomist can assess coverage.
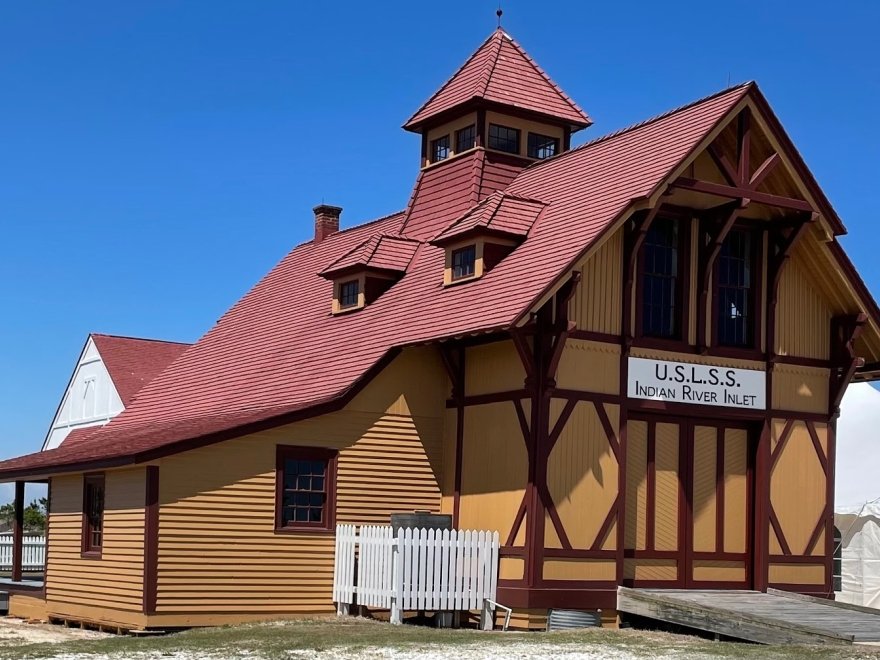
[0,533,46,571]
[333,524,500,628]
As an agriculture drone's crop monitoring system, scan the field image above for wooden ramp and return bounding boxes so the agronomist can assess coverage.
[618,587,880,645]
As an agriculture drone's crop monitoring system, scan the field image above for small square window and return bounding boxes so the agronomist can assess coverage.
[276,446,337,532]
[488,124,520,154]
[339,280,359,309]
[527,133,559,159]
[431,135,450,162]
[455,125,476,153]
[451,245,476,281]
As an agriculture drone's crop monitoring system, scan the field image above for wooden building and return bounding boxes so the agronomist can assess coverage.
[2,28,880,630]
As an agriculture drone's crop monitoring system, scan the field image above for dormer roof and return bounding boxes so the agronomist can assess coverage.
[404,29,591,132]
[319,234,420,279]
[430,191,546,245]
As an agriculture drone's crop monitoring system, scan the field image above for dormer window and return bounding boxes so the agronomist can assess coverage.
[339,280,360,309]
[320,234,420,314]
[528,133,559,159]
[451,245,477,281]
[431,135,450,162]
[431,191,546,287]
[456,125,476,153]
[488,124,520,155]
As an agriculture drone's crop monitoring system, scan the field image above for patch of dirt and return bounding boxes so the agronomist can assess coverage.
[0,617,109,647]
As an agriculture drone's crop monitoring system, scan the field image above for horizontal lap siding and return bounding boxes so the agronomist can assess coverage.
[46,469,146,616]
[156,347,445,617]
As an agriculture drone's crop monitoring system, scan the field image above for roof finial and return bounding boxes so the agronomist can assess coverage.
[496,3,503,28]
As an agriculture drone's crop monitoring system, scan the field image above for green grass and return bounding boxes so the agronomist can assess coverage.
[2,617,880,659]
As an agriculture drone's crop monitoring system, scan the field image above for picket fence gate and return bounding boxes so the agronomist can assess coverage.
[0,533,46,571]
[333,525,500,627]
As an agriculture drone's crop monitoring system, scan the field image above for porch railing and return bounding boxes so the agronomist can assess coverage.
[333,524,500,628]
[0,533,46,572]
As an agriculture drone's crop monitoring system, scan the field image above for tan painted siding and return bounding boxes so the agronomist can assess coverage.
[546,400,619,550]
[155,347,445,617]
[542,559,616,581]
[571,229,622,335]
[772,364,830,414]
[770,420,827,556]
[624,559,677,581]
[776,251,833,360]
[723,428,748,555]
[46,469,146,617]
[654,423,680,552]
[691,426,716,553]
[465,340,525,396]
[625,420,648,551]
[769,564,825,585]
[459,401,527,542]
[556,340,620,394]
[693,561,745,582]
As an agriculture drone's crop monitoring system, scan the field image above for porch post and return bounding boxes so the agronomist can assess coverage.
[12,480,24,582]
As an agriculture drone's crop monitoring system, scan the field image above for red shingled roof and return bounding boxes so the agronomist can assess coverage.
[0,83,774,479]
[404,29,591,131]
[91,334,191,407]
[431,191,546,245]
[320,234,420,278]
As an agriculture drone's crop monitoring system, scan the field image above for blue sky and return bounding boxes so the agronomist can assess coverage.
[1,1,878,492]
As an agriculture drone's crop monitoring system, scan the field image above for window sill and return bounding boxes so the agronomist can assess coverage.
[444,274,480,288]
[707,346,765,362]
[332,304,364,315]
[274,526,335,536]
[80,551,102,560]
[631,337,695,353]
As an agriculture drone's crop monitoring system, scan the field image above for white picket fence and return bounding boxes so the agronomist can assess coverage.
[0,533,46,571]
[333,525,500,627]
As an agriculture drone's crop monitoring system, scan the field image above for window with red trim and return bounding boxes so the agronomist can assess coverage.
[82,474,105,555]
[275,446,337,531]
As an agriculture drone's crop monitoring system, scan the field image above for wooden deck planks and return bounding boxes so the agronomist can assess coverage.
[618,587,880,645]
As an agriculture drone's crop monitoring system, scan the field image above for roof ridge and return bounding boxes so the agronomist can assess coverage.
[516,81,755,177]
[501,32,591,125]
[313,209,407,244]
[91,333,192,346]
[403,31,498,128]
[476,29,505,98]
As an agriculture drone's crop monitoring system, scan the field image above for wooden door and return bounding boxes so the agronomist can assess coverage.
[624,416,753,588]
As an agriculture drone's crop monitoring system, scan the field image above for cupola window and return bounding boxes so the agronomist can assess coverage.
[431,135,450,162]
[338,280,360,309]
[451,245,477,281]
[488,124,520,155]
[456,125,476,153]
[528,132,559,159]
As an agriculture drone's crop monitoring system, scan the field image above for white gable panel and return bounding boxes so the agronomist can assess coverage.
[42,337,125,451]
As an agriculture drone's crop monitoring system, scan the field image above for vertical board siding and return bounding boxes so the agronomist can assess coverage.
[156,347,445,616]
[464,341,526,396]
[625,421,648,551]
[770,420,826,556]
[546,400,619,550]
[46,469,146,613]
[571,230,622,335]
[555,340,620,394]
[691,427,717,553]
[459,402,527,542]
[771,365,830,414]
[653,423,680,552]
[775,253,832,360]
[723,429,748,555]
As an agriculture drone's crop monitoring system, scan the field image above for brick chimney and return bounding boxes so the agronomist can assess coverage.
[313,204,342,243]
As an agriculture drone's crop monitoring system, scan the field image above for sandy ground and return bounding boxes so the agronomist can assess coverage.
[0,617,109,645]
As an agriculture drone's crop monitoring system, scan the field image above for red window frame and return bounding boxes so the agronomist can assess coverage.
[81,473,105,557]
[275,446,337,533]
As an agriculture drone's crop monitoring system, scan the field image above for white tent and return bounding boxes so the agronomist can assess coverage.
[835,502,880,607]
